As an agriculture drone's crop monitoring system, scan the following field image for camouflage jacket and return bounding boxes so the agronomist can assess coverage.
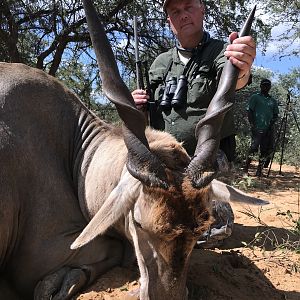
[148,35,236,155]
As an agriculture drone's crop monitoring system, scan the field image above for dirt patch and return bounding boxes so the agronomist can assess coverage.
[75,163,300,300]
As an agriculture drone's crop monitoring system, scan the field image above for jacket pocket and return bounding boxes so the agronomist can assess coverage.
[188,63,217,107]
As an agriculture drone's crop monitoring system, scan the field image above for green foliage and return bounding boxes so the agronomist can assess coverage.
[260,0,300,58]
[241,222,300,255]
[0,0,270,80]
[235,133,250,163]
[233,174,257,190]
[277,210,300,236]
[94,103,120,125]
[57,58,120,124]
[57,59,101,108]
[1,0,299,142]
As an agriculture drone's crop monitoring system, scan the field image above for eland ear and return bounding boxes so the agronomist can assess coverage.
[71,171,141,249]
[210,179,269,206]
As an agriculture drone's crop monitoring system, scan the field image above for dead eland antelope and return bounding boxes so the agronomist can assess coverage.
[0,1,261,299]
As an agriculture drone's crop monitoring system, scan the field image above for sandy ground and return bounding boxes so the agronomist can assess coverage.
[75,163,300,300]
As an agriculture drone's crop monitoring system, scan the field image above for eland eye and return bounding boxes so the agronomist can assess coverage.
[133,218,143,229]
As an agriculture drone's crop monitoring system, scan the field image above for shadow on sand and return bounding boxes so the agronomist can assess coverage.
[188,247,298,300]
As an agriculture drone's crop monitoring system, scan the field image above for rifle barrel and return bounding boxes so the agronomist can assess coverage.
[134,16,144,90]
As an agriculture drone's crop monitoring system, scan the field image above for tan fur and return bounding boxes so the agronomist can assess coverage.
[141,182,213,237]
[146,128,190,171]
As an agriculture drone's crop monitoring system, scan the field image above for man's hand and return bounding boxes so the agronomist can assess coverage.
[224,33,256,89]
[132,89,149,109]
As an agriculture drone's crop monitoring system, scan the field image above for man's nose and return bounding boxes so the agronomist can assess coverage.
[180,11,188,20]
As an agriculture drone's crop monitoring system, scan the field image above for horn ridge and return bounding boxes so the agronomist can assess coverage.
[187,6,256,187]
[82,0,168,187]
[82,0,148,147]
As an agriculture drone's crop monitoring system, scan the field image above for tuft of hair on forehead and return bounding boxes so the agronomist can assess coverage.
[145,128,190,171]
[141,176,213,238]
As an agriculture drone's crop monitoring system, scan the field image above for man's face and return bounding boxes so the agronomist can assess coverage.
[260,83,271,94]
[166,0,204,44]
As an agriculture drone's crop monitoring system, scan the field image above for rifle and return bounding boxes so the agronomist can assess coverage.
[134,16,145,91]
[143,60,156,127]
[133,16,155,127]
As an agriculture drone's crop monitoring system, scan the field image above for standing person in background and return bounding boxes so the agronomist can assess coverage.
[131,0,256,248]
[244,79,279,176]
[132,0,256,166]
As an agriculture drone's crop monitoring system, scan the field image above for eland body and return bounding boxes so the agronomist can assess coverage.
[0,1,259,299]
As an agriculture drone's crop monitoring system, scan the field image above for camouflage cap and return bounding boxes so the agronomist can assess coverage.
[163,0,203,13]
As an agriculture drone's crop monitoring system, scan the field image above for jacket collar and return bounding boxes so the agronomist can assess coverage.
[175,31,210,53]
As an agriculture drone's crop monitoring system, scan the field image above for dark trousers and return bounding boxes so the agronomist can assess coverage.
[245,128,274,173]
[249,128,274,158]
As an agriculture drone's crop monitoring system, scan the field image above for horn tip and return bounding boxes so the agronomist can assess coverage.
[70,237,85,250]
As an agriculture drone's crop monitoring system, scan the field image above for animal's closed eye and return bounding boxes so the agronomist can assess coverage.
[133,218,143,229]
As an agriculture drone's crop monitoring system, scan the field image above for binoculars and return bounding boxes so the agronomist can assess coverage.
[160,75,188,111]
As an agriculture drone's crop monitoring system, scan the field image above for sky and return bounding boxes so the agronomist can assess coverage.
[252,7,299,75]
[254,52,300,74]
